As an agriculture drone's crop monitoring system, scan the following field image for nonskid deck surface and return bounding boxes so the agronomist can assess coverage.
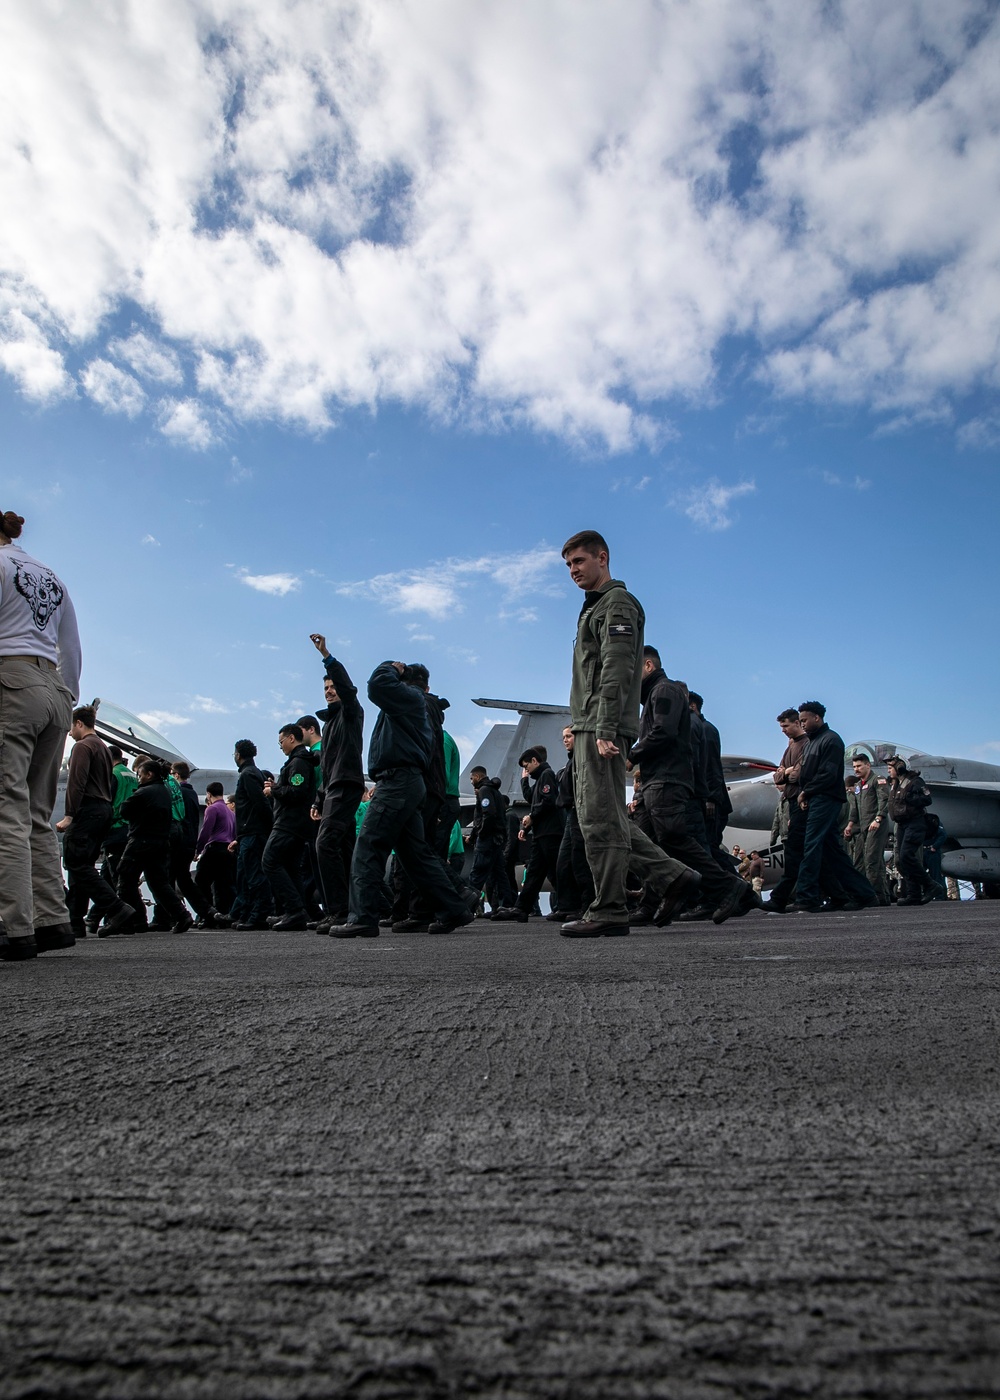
[3,904,998,1399]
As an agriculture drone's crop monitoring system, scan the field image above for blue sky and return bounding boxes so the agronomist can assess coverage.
[3,0,999,774]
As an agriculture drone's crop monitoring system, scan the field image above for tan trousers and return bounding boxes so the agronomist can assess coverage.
[573,730,688,924]
[0,659,74,939]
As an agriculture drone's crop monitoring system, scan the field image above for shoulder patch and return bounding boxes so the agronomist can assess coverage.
[609,622,634,637]
[542,784,551,793]
[481,797,490,807]
[290,773,305,786]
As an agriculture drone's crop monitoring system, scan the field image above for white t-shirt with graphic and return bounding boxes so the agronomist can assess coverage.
[0,543,81,700]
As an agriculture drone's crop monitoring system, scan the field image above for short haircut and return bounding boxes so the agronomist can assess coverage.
[234,739,257,761]
[643,645,661,667]
[852,753,871,765]
[171,761,191,780]
[138,758,169,782]
[296,715,321,733]
[407,662,430,690]
[470,765,487,775]
[519,747,546,766]
[688,692,704,712]
[561,529,609,559]
[777,708,799,723]
[845,776,856,788]
[108,745,124,763]
[72,705,97,728]
[798,700,826,719]
[206,781,224,797]
[279,724,304,742]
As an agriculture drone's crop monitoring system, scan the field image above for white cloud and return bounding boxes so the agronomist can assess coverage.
[957,415,1000,451]
[239,570,302,596]
[82,358,145,417]
[137,709,191,732]
[189,695,229,714]
[1,2,999,445]
[674,478,756,531]
[158,397,216,449]
[141,533,160,546]
[819,470,872,491]
[337,545,563,618]
[108,331,183,386]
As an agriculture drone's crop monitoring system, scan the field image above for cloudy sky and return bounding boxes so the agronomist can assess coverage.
[3,0,999,770]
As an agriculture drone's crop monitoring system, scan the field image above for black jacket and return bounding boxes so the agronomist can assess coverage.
[271,744,318,830]
[525,762,562,839]
[556,755,575,810]
[472,777,507,842]
[234,759,272,839]
[888,770,933,823]
[423,692,449,801]
[697,711,733,815]
[122,781,174,842]
[366,663,432,778]
[799,724,848,802]
[317,655,365,791]
[176,781,201,847]
[628,668,693,791]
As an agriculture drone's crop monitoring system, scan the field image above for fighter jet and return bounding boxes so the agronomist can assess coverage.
[726,739,1000,893]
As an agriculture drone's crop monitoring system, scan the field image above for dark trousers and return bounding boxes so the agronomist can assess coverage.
[555,812,594,912]
[896,816,931,897]
[315,783,362,917]
[262,824,309,914]
[515,831,562,913]
[196,842,236,915]
[169,834,211,918]
[349,769,468,927]
[795,795,878,908]
[100,828,129,890]
[63,799,120,926]
[230,834,272,925]
[643,782,743,907]
[469,837,514,911]
[399,792,467,919]
[118,837,186,929]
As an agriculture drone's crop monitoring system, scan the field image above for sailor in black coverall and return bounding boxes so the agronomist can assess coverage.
[495,746,564,921]
[262,724,318,930]
[310,634,365,928]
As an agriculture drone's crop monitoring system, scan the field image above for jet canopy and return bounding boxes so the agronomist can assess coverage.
[91,700,194,768]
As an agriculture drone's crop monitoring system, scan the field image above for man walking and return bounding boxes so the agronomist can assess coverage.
[844,754,891,904]
[560,530,700,937]
[494,747,564,921]
[56,706,135,938]
[309,634,365,930]
[261,724,318,931]
[328,662,474,939]
[228,739,273,930]
[629,647,759,925]
[887,755,942,905]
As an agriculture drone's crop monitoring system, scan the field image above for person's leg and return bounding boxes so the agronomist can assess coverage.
[644,783,743,908]
[170,837,211,918]
[568,816,595,909]
[862,826,890,904]
[769,802,806,907]
[513,838,550,913]
[63,801,120,928]
[347,775,417,926]
[243,835,273,925]
[555,822,581,912]
[262,828,307,915]
[394,799,471,923]
[794,796,842,908]
[896,818,929,899]
[315,784,362,918]
[116,841,149,930]
[142,844,188,925]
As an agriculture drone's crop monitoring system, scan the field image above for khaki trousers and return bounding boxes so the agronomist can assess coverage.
[0,659,74,939]
[572,730,688,923]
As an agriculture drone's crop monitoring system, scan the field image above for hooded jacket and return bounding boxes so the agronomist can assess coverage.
[888,768,933,823]
[524,761,562,838]
[317,654,365,791]
[366,662,432,778]
[628,668,693,790]
[799,724,849,803]
[271,744,319,830]
[472,777,507,842]
[570,579,645,741]
[422,692,449,800]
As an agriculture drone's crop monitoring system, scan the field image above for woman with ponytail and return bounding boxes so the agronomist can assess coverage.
[0,510,83,961]
[116,759,193,934]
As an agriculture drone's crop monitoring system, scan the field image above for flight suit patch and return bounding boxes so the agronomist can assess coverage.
[609,622,634,638]
[290,773,305,786]
[481,797,490,807]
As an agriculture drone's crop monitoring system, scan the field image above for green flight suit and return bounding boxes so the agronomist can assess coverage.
[846,773,890,904]
[570,578,688,925]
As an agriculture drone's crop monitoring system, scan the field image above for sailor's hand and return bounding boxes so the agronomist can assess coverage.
[596,738,619,758]
[55,816,72,831]
[391,661,405,674]
[310,633,330,657]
